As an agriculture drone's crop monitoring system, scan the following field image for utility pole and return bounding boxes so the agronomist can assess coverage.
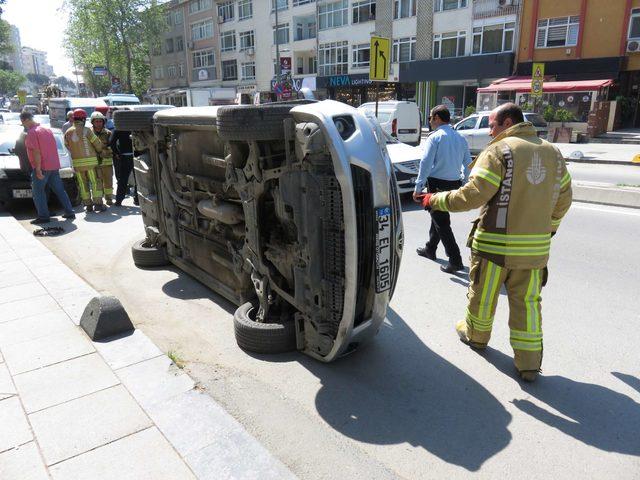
[275,0,281,101]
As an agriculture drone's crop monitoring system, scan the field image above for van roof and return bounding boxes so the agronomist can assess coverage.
[50,97,108,108]
[358,101,415,107]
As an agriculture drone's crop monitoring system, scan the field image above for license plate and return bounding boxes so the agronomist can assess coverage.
[398,129,416,134]
[375,206,392,293]
[12,189,32,199]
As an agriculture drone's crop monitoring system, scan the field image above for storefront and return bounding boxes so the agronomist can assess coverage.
[315,74,401,107]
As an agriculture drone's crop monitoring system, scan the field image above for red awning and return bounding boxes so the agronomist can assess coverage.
[478,77,614,93]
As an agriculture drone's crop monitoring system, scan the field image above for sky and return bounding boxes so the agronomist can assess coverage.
[3,0,77,79]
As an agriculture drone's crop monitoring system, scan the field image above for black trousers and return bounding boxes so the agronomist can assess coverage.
[113,154,134,204]
[426,177,463,265]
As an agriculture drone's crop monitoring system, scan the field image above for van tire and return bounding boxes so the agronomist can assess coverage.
[233,302,297,354]
[113,110,157,132]
[217,104,295,141]
[131,239,169,267]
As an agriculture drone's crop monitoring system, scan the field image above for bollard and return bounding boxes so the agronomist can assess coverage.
[80,295,134,341]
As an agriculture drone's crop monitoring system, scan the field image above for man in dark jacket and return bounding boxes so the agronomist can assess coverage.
[110,128,136,206]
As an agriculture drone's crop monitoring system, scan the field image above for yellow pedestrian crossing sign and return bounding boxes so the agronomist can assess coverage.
[369,36,390,81]
[531,62,545,98]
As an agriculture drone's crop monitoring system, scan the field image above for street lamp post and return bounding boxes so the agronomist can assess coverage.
[275,0,281,101]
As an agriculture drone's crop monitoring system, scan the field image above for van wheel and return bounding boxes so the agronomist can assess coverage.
[113,110,158,131]
[216,104,297,141]
[131,239,169,267]
[233,302,297,354]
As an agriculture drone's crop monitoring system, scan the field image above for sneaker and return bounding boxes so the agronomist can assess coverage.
[85,205,94,213]
[416,247,436,260]
[94,204,106,212]
[441,262,464,274]
[455,320,487,350]
[62,213,76,220]
[30,217,50,225]
[518,370,539,382]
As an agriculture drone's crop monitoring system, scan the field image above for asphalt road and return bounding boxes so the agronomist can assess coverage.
[567,161,640,186]
[9,197,640,479]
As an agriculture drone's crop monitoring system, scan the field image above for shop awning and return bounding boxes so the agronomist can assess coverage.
[477,77,614,93]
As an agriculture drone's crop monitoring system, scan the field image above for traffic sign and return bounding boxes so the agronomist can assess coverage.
[531,62,545,98]
[369,36,390,82]
[93,66,108,77]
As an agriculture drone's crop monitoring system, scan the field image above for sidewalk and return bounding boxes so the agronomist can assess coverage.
[0,213,296,480]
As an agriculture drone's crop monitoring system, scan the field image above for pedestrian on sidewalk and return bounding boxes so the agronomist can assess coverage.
[413,105,471,273]
[419,103,573,382]
[110,126,137,206]
[61,110,74,134]
[90,111,115,205]
[20,111,76,224]
[64,109,106,213]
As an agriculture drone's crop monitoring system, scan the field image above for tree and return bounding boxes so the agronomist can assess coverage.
[26,73,50,86]
[53,75,77,91]
[62,0,166,97]
[0,69,25,95]
[0,0,13,56]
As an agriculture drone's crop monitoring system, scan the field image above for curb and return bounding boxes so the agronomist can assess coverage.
[565,158,640,166]
[572,182,640,209]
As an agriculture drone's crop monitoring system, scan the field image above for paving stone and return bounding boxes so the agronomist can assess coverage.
[0,251,18,264]
[2,327,95,375]
[0,362,16,401]
[117,355,194,409]
[29,265,89,297]
[13,244,53,261]
[0,294,60,324]
[0,397,33,453]
[14,353,119,414]
[29,385,152,466]
[0,309,75,349]
[0,441,49,480]
[0,260,36,289]
[49,427,196,480]
[20,253,59,270]
[0,281,48,306]
[54,288,99,325]
[95,329,162,370]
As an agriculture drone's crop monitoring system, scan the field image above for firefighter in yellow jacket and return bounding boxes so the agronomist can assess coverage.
[420,103,572,382]
[64,109,105,212]
[90,111,114,205]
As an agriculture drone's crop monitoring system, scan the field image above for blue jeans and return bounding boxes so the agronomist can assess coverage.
[31,170,74,220]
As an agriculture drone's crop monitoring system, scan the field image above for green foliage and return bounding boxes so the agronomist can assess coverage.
[542,105,556,123]
[53,76,77,91]
[520,102,533,112]
[554,108,574,124]
[464,105,476,117]
[0,69,25,95]
[63,0,167,96]
[26,73,50,86]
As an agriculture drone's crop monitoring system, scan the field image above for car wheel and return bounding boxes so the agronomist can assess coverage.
[131,239,169,267]
[216,103,301,141]
[113,110,160,132]
[233,302,297,354]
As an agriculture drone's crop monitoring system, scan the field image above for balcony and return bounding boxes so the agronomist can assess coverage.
[473,0,520,20]
[294,15,316,42]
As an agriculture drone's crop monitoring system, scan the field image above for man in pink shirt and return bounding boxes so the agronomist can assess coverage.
[20,111,75,224]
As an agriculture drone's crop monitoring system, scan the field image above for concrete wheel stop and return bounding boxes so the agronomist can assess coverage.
[80,295,134,341]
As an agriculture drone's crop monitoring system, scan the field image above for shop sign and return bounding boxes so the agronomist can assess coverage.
[531,62,545,98]
[198,69,208,80]
[327,75,373,88]
[280,57,291,75]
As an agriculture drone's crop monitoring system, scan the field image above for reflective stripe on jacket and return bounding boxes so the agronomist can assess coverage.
[64,125,102,168]
[92,128,113,166]
[430,122,573,269]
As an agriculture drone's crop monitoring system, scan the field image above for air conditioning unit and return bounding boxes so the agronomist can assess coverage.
[627,40,640,53]
[245,47,255,56]
[187,41,194,49]
[498,0,515,7]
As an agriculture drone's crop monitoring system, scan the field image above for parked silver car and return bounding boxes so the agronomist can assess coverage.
[115,101,403,362]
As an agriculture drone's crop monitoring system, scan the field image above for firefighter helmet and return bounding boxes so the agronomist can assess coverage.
[90,111,106,124]
[72,109,88,121]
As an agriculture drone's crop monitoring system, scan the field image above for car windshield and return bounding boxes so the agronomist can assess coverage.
[1,113,21,124]
[525,113,547,127]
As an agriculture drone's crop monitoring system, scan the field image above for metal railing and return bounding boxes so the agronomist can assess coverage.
[472,0,520,20]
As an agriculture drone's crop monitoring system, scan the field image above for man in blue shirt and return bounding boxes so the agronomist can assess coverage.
[413,105,471,273]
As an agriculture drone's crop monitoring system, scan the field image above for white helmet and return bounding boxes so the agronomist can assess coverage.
[90,111,106,123]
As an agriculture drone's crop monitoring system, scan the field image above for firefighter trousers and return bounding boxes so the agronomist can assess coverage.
[74,165,103,206]
[97,163,114,201]
[465,255,544,372]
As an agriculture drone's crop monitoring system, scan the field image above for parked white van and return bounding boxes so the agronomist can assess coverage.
[357,101,422,146]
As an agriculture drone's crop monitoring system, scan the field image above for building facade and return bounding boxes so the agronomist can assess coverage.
[21,47,54,77]
[0,25,23,73]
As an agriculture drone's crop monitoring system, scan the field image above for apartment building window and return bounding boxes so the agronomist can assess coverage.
[174,10,184,25]
[295,18,316,40]
[239,30,255,50]
[241,61,255,80]
[309,56,317,74]
[176,36,184,51]
[353,0,375,23]
[193,49,215,68]
[165,38,174,53]
[392,36,416,62]
[433,31,466,58]
[318,41,348,76]
[191,19,214,41]
[473,22,514,54]
[222,59,238,80]
[165,13,173,27]
[536,16,579,48]
[352,43,370,68]
[293,0,314,5]
[167,64,177,78]
[151,42,162,56]
[238,0,253,20]
[434,0,466,12]
[154,66,163,79]
[178,63,185,77]
[218,1,234,22]
[394,0,416,19]
[221,31,236,51]
[273,23,290,44]
[271,0,288,11]
[319,0,348,30]
[189,0,212,14]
